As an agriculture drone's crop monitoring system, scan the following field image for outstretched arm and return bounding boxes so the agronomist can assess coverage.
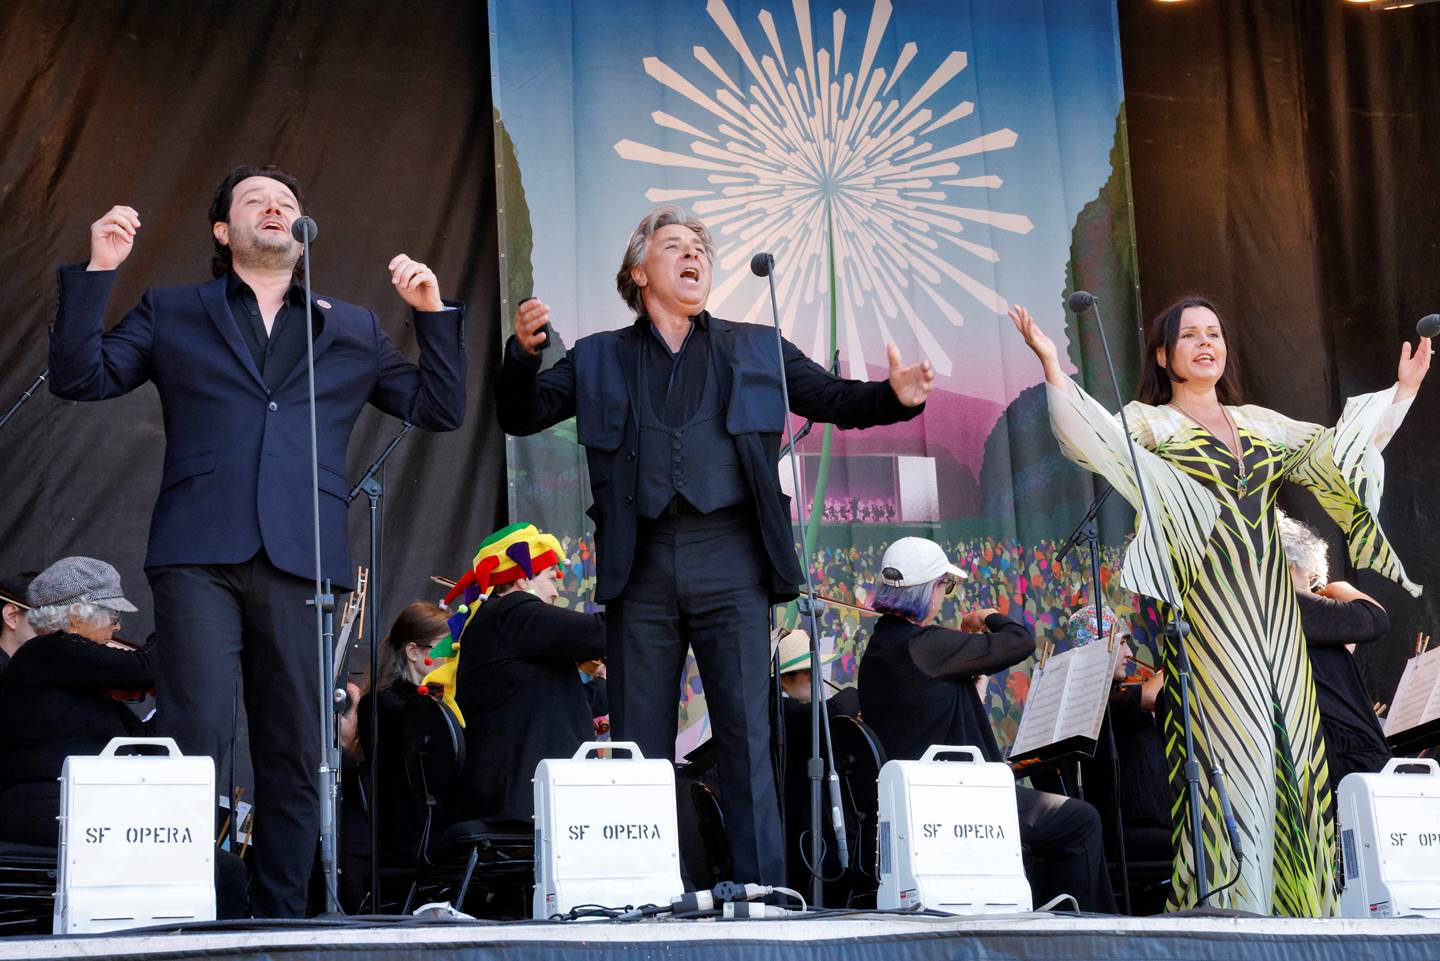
[1008,304,1070,390]
[782,339,930,428]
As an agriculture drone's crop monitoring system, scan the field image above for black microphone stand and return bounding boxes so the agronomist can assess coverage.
[0,369,48,432]
[294,216,341,912]
[1070,292,1238,906]
[1053,484,1130,915]
[347,421,414,914]
[753,253,848,908]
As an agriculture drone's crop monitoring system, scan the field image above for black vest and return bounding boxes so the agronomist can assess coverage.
[634,339,747,519]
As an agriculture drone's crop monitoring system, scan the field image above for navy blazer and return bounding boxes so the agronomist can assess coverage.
[496,313,921,603]
[49,266,467,588]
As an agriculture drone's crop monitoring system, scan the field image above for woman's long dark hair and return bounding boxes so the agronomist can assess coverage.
[376,601,449,689]
[1135,295,1243,405]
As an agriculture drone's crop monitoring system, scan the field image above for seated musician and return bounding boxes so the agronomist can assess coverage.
[1068,605,1171,890]
[356,602,451,856]
[857,537,1116,913]
[0,572,39,675]
[0,557,249,915]
[1278,513,1393,799]
[774,627,858,895]
[451,524,605,825]
[0,557,150,846]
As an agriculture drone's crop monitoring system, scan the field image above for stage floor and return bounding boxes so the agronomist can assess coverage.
[4,912,1440,961]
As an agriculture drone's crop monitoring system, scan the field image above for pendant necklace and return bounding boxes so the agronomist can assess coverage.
[1171,399,1252,495]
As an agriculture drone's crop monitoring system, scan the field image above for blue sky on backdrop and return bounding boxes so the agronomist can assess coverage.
[491,0,1125,405]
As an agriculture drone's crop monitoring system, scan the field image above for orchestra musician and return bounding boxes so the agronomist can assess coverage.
[857,537,1116,912]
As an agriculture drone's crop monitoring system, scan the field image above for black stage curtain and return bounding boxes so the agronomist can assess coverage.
[1119,0,1440,705]
[0,1,506,658]
[5,0,1439,735]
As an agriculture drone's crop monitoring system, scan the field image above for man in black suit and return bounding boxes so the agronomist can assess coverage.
[48,165,467,917]
[496,204,931,888]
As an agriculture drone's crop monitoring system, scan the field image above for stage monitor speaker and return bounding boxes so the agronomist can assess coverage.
[533,741,683,919]
[876,744,1031,914]
[1338,757,1440,918]
[54,737,215,934]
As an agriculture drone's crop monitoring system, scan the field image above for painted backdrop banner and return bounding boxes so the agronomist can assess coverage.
[490,0,1141,749]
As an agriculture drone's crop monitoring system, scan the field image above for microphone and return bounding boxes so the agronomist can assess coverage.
[516,295,562,353]
[1067,290,1096,313]
[750,252,774,277]
[291,216,318,244]
[1418,314,1440,339]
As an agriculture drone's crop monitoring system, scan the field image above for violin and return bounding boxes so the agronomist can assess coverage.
[102,634,157,703]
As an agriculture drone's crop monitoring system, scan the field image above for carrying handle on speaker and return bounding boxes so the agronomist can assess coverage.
[572,741,644,760]
[919,744,985,764]
[99,737,184,758]
[1381,757,1440,777]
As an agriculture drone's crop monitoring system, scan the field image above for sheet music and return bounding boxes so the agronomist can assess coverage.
[1383,646,1440,737]
[1009,642,1123,760]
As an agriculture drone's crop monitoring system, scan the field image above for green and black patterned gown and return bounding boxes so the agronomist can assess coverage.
[1046,381,1418,916]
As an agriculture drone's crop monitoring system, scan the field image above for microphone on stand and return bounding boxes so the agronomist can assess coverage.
[291,211,342,912]
[752,250,851,900]
[291,216,318,244]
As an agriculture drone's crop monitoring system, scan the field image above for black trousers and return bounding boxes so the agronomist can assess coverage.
[607,507,785,886]
[1016,785,1117,913]
[149,553,328,918]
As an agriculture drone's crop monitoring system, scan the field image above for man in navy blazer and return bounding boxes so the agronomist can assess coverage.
[49,165,466,917]
[497,205,932,890]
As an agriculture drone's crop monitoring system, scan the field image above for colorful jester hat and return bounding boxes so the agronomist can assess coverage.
[440,522,568,611]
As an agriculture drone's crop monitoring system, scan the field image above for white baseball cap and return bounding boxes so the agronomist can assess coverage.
[878,537,967,588]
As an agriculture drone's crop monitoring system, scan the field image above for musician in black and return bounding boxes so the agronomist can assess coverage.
[1278,514,1393,799]
[857,537,1116,913]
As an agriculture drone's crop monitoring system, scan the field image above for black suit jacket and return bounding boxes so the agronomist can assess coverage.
[49,266,467,587]
[496,313,921,602]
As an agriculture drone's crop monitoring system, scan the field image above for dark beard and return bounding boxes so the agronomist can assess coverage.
[231,231,301,273]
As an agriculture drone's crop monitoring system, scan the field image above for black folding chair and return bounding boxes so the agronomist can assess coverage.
[828,713,886,907]
[0,842,57,934]
[400,695,533,917]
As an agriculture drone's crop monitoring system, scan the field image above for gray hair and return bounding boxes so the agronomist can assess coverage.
[27,601,114,635]
[615,204,715,316]
[872,579,937,622]
[1277,511,1329,585]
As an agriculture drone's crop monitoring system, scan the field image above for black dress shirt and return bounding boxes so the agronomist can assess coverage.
[643,313,710,428]
[225,270,314,392]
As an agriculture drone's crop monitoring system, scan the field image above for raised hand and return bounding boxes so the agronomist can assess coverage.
[514,297,552,357]
[1008,304,1067,387]
[88,206,141,271]
[388,254,445,312]
[1397,335,1432,400]
[886,342,935,408]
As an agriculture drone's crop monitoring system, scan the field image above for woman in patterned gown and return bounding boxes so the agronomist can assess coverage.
[1009,298,1429,916]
